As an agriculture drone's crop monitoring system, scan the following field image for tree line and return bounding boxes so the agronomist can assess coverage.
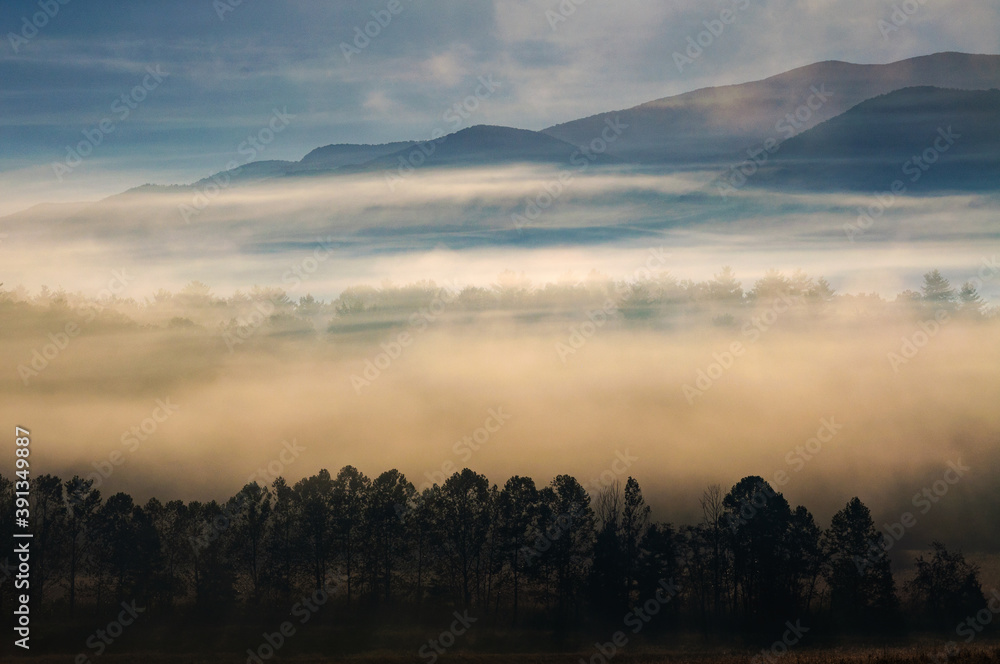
[0,468,991,636]
[4,268,993,337]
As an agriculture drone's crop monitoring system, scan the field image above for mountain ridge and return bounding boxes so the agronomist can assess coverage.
[753,86,1000,191]
[102,51,1000,199]
[542,51,1000,164]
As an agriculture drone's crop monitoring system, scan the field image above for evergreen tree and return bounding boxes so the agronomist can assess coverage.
[921,269,956,306]
[824,497,898,626]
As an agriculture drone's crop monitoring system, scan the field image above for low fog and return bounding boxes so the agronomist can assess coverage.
[1,270,998,583]
[2,165,1000,301]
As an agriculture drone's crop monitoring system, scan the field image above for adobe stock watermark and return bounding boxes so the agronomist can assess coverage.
[888,257,998,371]
[420,408,512,490]
[385,75,502,191]
[190,441,305,552]
[927,589,1000,664]
[844,126,959,241]
[418,610,477,663]
[955,589,1000,644]
[214,0,247,21]
[77,398,181,494]
[248,439,306,487]
[555,247,670,363]
[887,309,950,373]
[18,269,133,385]
[350,283,458,394]
[878,0,929,39]
[578,579,680,664]
[784,417,843,473]
[672,0,752,73]
[684,292,804,404]
[7,0,72,53]
[341,0,414,62]
[246,581,335,663]
[727,418,842,532]
[583,450,639,497]
[855,459,970,573]
[74,600,145,663]
[751,620,810,664]
[546,0,589,31]
[52,66,168,181]
[555,298,618,363]
[222,298,279,353]
[511,117,628,232]
[963,256,1000,305]
[281,235,338,291]
[519,504,586,564]
[715,84,833,197]
[178,107,295,224]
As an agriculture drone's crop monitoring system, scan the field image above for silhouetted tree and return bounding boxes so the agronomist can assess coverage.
[439,469,490,607]
[636,522,678,618]
[590,481,623,617]
[130,501,163,612]
[63,476,101,617]
[332,465,370,604]
[94,492,139,606]
[824,497,898,626]
[498,476,539,624]
[723,476,793,623]
[699,484,730,624]
[10,465,987,640]
[0,474,13,614]
[264,477,299,601]
[145,498,189,611]
[32,474,66,602]
[544,475,595,624]
[367,469,415,603]
[906,542,986,628]
[228,482,272,602]
[295,470,335,591]
[189,501,237,611]
[621,477,651,610]
[786,505,824,614]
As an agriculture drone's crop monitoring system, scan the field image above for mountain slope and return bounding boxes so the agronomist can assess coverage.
[292,141,418,172]
[357,125,617,170]
[756,87,1000,191]
[542,52,1000,164]
[164,125,603,192]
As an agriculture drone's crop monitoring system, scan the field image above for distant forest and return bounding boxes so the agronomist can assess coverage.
[1,267,995,341]
[1,468,993,641]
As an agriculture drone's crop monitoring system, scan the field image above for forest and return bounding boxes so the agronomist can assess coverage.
[1,467,995,656]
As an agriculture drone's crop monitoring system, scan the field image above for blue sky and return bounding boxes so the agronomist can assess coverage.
[1,0,998,214]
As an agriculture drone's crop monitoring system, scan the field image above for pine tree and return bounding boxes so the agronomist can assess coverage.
[824,497,897,625]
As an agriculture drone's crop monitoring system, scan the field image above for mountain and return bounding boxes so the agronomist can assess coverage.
[355,125,616,170]
[165,125,613,193]
[291,141,417,172]
[756,87,1000,191]
[192,160,295,188]
[104,52,1000,199]
[542,52,1000,164]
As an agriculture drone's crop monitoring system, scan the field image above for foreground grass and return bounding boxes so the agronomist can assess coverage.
[9,644,1000,664]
